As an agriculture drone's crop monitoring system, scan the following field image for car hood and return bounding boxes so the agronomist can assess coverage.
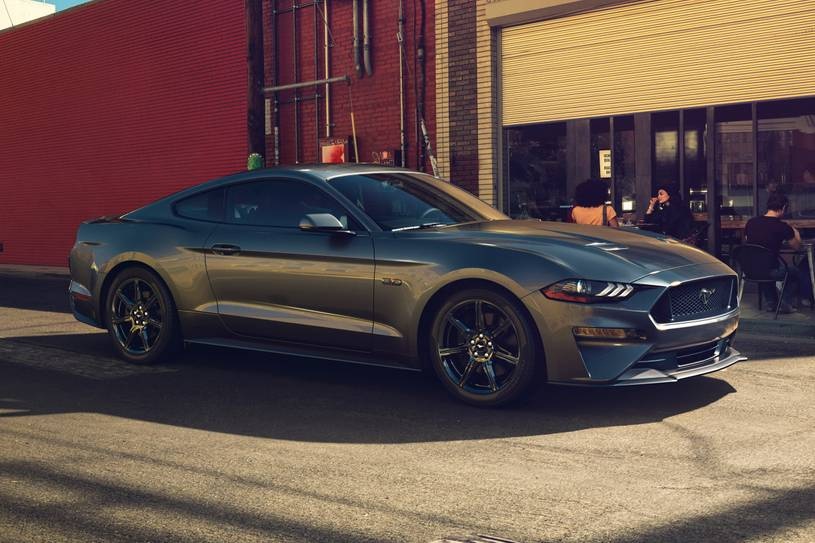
[430,220,727,283]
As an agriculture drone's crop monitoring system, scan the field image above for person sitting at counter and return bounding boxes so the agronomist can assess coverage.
[570,178,619,227]
[745,193,811,312]
[644,184,693,239]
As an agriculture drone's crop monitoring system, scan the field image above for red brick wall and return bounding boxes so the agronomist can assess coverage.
[263,0,435,173]
[0,0,246,266]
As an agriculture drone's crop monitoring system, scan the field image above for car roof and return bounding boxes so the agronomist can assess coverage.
[192,164,428,192]
[256,163,420,180]
[122,164,432,219]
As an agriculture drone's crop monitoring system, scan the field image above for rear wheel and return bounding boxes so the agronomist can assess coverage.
[428,288,540,406]
[105,267,180,365]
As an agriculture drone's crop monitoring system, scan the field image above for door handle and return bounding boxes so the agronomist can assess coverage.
[211,244,241,256]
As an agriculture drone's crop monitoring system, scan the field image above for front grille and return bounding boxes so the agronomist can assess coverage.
[651,276,737,324]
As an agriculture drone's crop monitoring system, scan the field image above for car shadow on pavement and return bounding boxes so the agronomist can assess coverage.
[0,332,737,444]
[0,274,71,313]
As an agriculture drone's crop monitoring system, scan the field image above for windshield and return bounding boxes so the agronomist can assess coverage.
[327,172,506,231]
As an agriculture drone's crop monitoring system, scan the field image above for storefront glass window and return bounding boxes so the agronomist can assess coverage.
[505,123,568,220]
[716,104,753,218]
[652,111,679,191]
[614,116,636,216]
[757,97,815,234]
[590,118,611,183]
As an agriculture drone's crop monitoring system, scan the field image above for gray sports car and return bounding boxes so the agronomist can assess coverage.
[69,165,745,405]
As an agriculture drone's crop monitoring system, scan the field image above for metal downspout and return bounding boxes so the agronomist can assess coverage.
[272,0,280,165]
[417,0,426,170]
[314,1,319,156]
[398,0,406,167]
[293,1,300,163]
[324,0,331,137]
[353,0,362,77]
[363,0,372,76]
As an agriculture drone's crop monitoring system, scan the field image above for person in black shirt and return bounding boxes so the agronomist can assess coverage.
[644,184,693,239]
[744,193,809,312]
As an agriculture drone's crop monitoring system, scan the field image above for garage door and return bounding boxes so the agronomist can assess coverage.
[501,0,815,125]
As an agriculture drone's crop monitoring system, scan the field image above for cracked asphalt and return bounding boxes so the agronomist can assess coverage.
[1,272,814,542]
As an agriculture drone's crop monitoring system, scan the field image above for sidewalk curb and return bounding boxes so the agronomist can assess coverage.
[738,317,815,338]
[0,264,70,278]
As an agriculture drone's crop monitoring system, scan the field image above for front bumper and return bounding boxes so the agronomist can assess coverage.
[571,333,745,386]
[522,264,745,386]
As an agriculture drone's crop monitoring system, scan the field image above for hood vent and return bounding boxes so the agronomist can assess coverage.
[585,241,628,252]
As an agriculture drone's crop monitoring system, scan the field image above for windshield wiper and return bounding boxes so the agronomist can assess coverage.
[391,222,452,232]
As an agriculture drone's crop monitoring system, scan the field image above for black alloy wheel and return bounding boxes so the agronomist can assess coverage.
[429,288,540,406]
[106,267,180,365]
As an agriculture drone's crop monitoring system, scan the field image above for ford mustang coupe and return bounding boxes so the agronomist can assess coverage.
[69,165,745,405]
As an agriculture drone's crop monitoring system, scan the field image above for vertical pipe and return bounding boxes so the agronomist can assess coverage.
[324,0,331,137]
[273,0,281,165]
[398,0,406,167]
[314,0,320,158]
[417,0,427,170]
[293,1,299,163]
[353,0,362,77]
[363,0,372,76]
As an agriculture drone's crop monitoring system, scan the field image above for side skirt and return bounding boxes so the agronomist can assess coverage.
[184,337,422,372]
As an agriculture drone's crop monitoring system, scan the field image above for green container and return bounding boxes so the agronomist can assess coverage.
[247,153,264,171]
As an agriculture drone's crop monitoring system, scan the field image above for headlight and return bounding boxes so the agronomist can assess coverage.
[542,279,634,303]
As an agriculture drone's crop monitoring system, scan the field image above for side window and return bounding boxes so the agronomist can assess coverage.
[225,179,362,230]
[174,188,225,222]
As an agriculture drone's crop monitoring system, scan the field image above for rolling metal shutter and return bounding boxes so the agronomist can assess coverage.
[501,0,815,126]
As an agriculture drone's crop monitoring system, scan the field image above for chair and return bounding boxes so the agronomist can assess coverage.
[730,244,789,320]
[682,221,709,248]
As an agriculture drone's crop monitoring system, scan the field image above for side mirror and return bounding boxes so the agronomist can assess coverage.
[298,213,355,235]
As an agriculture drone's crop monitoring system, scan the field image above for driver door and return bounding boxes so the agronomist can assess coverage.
[204,177,375,352]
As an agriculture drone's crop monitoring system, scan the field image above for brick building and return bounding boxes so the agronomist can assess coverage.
[0,0,443,266]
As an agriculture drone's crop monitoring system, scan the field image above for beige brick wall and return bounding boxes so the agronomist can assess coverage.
[436,0,498,205]
[475,0,497,206]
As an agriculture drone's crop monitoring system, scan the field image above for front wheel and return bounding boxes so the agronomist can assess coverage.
[428,288,541,406]
[105,267,180,365]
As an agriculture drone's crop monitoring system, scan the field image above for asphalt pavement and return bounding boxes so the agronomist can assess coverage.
[1,272,814,542]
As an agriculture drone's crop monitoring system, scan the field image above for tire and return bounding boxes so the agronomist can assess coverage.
[105,266,180,365]
[428,288,541,406]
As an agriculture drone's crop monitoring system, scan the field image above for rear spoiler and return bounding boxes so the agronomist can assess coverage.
[85,215,127,224]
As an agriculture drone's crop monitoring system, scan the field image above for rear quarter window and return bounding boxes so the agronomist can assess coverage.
[174,188,225,222]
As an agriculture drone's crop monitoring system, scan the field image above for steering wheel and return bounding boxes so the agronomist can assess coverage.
[421,207,444,220]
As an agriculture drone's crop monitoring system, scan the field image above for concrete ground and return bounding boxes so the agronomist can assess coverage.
[1,271,814,543]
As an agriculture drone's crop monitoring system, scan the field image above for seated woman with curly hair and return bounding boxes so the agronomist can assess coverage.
[570,178,619,227]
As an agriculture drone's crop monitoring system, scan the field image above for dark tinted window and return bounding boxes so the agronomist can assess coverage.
[225,179,361,230]
[175,188,225,221]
